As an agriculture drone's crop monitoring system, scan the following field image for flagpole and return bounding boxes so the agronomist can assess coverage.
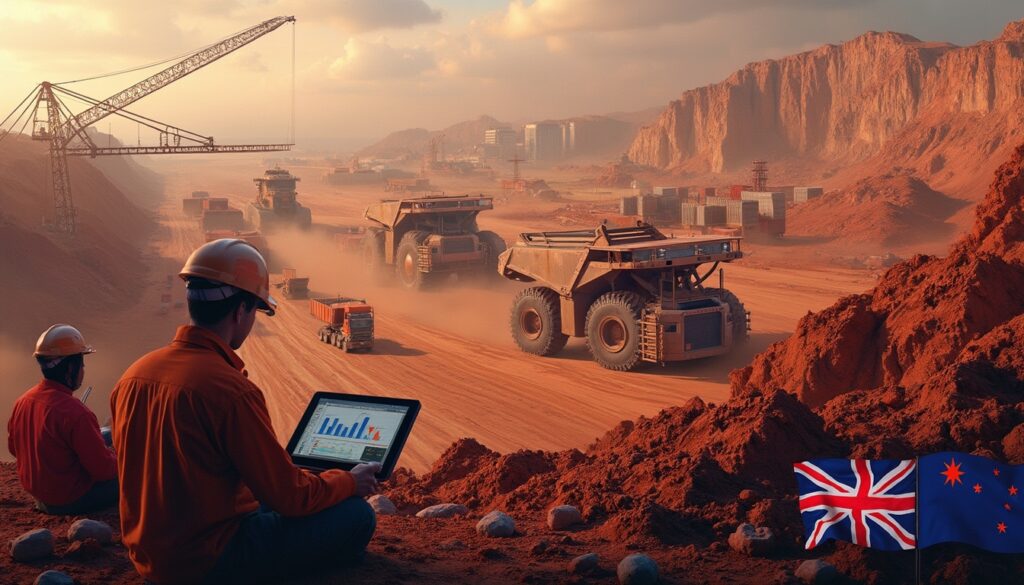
[915,456,921,585]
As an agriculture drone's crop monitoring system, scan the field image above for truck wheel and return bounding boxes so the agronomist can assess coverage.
[510,287,568,356]
[342,339,349,353]
[396,231,430,290]
[585,291,645,371]
[705,287,749,343]
[477,230,507,279]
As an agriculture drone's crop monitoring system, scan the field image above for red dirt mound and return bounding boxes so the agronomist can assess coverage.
[389,390,841,545]
[732,142,1024,458]
[786,173,964,247]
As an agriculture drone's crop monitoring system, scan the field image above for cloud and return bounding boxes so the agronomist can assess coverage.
[498,0,858,38]
[291,0,443,33]
[327,38,436,81]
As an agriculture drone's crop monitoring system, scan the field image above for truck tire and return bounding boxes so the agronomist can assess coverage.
[510,287,568,356]
[705,287,749,343]
[585,291,645,371]
[477,230,507,279]
[362,229,386,283]
[396,231,430,290]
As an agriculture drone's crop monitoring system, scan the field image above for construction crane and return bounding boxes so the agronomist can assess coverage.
[0,16,296,234]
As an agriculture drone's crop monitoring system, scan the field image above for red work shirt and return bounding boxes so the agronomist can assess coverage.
[7,379,117,506]
[110,326,354,585]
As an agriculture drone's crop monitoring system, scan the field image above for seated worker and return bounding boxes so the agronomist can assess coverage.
[8,324,118,515]
[111,239,379,585]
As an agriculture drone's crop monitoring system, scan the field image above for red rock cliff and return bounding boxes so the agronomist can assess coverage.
[629,21,1024,174]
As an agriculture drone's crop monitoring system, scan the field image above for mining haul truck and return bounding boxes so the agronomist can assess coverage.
[245,168,312,231]
[362,194,506,289]
[498,223,749,371]
[310,297,374,352]
[275,268,309,300]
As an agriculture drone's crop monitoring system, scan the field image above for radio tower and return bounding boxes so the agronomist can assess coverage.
[751,160,768,192]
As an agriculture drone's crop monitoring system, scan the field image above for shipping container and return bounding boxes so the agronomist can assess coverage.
[794,186,824,203]
[740,191,786,220]
[681,203,698,226]
[620,195,638,216]
[697,205,727,226]
[637,195,657,220]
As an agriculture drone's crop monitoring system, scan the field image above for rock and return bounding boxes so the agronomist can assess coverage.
[67,518,113,544]
[616,553,659,585]
[530,539,549,555]
[64,537,104,561]
[475,510,515,538]
[438,539,465,551]
[34,571,74,585]
[415,503,468,519]
[11,528,54,562]
[738,489,757,502]
[367,495,397,516]
[569,552,599,575]
[728,523,775,557]
[795,559,839,584]
[479,547,504,560]
[547,505,583,530]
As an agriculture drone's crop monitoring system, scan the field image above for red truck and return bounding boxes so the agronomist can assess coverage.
[310,297,374,352]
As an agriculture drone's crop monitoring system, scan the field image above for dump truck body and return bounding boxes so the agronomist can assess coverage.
[246,168,312,231]
[275,268,309,299]
[362,194,505,289]
[310,296,374,352]
[499,223,748,370]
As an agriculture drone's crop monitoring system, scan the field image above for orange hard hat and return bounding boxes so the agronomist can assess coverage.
[179,238,277,316]
[34,324,95,357]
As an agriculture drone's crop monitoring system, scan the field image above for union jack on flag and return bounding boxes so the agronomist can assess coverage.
[794,458,917,551]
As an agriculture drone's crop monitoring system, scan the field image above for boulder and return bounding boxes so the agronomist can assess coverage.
[796,559,839,583]
[415,503,468,519]
[547,505,583,530]
[617,553,659,585]
[67,519,113,544]
[367,495,397,516]
[64,538,104,561]
[728,523,775,557]
[11,528,54,562]
[569,552,600,574]
[476,510,515,538]
[34,571,74,585]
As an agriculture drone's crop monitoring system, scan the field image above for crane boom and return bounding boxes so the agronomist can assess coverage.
[64,15,295,145]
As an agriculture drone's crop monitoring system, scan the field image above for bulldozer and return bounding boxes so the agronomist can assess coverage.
[244,168,312,231]
[498,223,749,371]
[362,194,506,289]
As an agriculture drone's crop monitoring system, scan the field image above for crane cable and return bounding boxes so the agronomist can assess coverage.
[291,20,295,145]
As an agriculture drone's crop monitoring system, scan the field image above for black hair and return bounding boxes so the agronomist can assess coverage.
[37,353,84,385]
[187,290,259,326]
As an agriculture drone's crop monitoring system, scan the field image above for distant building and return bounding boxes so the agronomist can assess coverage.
[524,122,563,161]
[484,127,517,159]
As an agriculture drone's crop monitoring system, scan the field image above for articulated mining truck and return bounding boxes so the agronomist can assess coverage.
[362,194,506,289]
[498,223,749,371]
[245,168,312,231]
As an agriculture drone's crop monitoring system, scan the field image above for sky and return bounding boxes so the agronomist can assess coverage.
[0,0,1021,153]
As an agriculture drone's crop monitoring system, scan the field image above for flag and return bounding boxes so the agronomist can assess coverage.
[918,452,1024,553]
[794,458,917,550]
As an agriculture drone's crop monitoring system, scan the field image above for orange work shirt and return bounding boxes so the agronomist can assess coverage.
[110,326,354,584]
[7,379,117,506]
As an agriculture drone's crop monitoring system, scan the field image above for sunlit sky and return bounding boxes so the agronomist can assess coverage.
[0,0,1021,152]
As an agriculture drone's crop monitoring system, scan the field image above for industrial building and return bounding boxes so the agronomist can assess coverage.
[524,122,564,161]
[483,127,517,159]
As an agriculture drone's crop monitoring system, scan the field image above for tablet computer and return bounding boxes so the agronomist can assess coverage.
[286,392,420,480]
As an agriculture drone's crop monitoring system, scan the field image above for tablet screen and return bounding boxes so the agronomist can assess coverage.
[291,397,412,465]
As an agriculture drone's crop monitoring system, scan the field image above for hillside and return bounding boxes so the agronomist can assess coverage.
[628,20,1024,200]
[356,115,507,160]
[0,135,156,341]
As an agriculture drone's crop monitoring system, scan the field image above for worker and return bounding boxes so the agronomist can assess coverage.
[111,239,378,585]
[8,324,118,515]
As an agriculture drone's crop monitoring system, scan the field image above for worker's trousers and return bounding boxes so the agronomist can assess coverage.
[201,496,377,584]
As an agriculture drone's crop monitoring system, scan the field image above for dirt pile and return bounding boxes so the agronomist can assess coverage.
[786,173,963,247]
[593,161,634,188]
[732,142,1024,458]
[389,390,841,546]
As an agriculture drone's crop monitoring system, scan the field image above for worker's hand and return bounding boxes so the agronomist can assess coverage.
[350,463,381,497]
